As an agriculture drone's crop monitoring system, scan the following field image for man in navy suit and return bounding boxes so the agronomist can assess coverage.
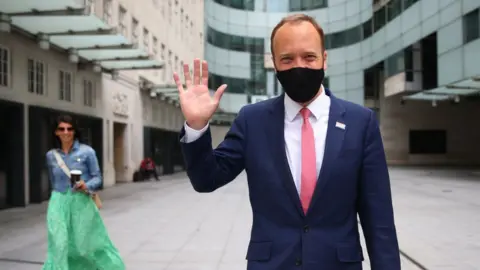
[173,14,400,270]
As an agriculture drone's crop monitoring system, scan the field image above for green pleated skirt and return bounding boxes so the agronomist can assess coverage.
[42,190,125,270]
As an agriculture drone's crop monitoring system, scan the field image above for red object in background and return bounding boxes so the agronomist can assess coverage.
[140,158,155,170]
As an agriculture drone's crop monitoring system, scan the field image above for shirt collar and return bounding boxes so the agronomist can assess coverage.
[56,139,80,153]
[284,85,329,122]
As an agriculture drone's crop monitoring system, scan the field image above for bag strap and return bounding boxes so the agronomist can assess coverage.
[52,151,71,178]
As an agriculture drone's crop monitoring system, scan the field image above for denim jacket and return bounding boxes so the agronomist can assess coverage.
[46,140,102,193]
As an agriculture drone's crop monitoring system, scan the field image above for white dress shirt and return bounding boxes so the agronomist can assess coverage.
[182,85,331,194]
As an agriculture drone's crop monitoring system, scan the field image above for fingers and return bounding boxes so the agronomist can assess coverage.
[173,72,185,94]
[183,64,192,88]
[213,84,227,103]
[193,59,201,85]
[175,59,208,89]
[74,182,85,190]
[201,60,208,86]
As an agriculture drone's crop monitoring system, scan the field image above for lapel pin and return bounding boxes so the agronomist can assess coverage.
[335,122,346,130]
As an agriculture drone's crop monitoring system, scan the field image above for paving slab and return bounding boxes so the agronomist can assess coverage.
[0,168,478,269]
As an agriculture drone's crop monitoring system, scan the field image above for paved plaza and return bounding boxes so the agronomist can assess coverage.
[0,167,479,270]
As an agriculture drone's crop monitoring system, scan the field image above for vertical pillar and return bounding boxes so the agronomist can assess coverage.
[23,104,29,206]
[103,119,109,175]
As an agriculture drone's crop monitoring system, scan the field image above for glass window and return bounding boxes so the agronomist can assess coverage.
[373,6,386,32]
[59,70,73,102]
[463,9,479,44]
[230,36,245,51]
[289,0,327,11]
[384,50,405,78]
[362,19,373,39]
[207,26,264,53]
[289,0,302,11]
[345,26,362,46]
[323,34,331,50]
[402,0,419,11]
[131,18,139,46]
[83,79,95,107]
[102,0,112,24]
[143,28,149,50]
[404,46,414,81]
[118,6,127,36]
[28,59,46,95]
[387,0,402,22]
[330,32,345,49]
[213,0,254,11]
[323,77,329,89]
[0,46,9,87]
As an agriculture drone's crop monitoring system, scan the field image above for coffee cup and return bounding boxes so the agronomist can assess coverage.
[70,170,82,187]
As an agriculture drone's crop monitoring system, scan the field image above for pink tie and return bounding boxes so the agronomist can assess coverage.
[300,108,317,214]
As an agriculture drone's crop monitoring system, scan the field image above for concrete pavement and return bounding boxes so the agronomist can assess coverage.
[0,167,479,269]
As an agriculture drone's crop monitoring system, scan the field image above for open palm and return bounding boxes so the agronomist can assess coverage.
[173,59,227,130]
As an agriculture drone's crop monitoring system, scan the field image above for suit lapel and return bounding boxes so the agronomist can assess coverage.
[308,91,346,214]
[267,95,305,217]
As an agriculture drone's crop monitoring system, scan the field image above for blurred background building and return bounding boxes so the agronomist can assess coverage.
[204,0,480,165]
[0,0,206,209]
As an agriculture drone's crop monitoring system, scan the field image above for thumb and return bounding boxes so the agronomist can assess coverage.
[213,84,227,103]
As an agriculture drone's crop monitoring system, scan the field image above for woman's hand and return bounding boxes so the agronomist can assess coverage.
[74,180,88,191]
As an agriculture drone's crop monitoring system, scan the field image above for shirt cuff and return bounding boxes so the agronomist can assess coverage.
[180,122,209,143]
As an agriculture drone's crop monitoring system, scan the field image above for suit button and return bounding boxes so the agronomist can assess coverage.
[295,259,302,266]
[303,225,309,233]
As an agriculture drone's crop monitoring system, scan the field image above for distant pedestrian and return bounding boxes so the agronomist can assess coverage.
[140,157,159,181]
[42,114,125,270]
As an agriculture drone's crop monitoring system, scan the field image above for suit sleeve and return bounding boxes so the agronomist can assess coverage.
[180,107,247,193]
[181,122,210,143]
[358,110,401,270]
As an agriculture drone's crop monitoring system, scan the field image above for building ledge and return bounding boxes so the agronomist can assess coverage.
[0,0,163,73]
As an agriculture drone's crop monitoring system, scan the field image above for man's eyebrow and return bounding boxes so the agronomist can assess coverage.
[279,53,292,58]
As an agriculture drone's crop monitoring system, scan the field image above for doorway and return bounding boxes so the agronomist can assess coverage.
[113,122,127,182]
[0,100,25,209]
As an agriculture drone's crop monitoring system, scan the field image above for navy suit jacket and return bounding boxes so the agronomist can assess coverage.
[180,89,400,270]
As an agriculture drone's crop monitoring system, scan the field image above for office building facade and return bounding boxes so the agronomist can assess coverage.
[0,0,206,209]
[205,0,480,166]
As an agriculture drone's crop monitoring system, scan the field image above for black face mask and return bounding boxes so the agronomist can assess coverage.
[276,67,325,103]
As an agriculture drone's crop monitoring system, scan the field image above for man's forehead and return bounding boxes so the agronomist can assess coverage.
[275,21,317,36]
[273,25,321,51]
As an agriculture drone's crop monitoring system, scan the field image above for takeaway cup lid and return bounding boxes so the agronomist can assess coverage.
[71,170,82,175]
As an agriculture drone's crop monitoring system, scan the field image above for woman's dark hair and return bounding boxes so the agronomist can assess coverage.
[53,114,82,148]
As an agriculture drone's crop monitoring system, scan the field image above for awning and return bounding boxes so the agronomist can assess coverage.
[403,76,480,102]
[0,0,83,14]
[0,0,164,72]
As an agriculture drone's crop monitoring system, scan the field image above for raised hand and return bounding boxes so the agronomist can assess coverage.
[173,59,227,130]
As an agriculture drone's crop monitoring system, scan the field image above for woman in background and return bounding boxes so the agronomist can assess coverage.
[42,114,125,270]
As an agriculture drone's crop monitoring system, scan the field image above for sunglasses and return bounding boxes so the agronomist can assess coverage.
[57,127,74,132]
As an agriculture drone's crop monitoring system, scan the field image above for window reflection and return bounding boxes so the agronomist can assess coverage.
[213,0,254,10]
[289,0,328,11]
[463,8,480,44]
[206,0,427,96]
[207,26,263,53]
